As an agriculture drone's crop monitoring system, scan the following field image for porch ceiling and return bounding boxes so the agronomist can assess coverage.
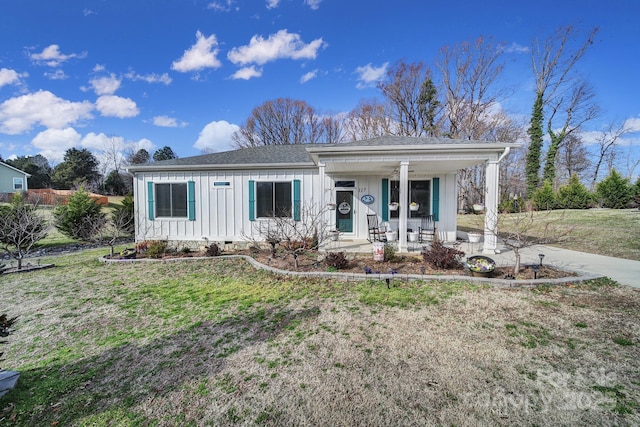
[323,157,485,175]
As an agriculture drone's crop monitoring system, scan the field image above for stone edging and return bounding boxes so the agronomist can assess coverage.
[98,254,603,288]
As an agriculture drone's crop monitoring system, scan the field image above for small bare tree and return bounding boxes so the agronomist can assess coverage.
[249,203,331,269]
[0,194,49,270]
[479,202,573,275]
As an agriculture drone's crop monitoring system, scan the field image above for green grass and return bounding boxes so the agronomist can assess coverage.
[457,208,640,261]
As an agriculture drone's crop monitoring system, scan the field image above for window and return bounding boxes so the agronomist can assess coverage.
[389,180,430,218]
[155,183,187,217]
[13,178,23,191]
[213,181,231,188]
[334,180,355,188]
[256,181,292,218]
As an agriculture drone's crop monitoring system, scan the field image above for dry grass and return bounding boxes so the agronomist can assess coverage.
[457,208,640,261]
[1,249,639,425]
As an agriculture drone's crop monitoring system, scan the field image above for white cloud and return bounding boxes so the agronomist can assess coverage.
[80,132,119,150]
[0,68,27,87]
[623,117,640,133]
[502,42,529,54]
[31,127,82,163]
[194,120,239,152]
[266,0,280,9]
[44,69,67,80]
[230,66,263,80]
[171,31,222,73]
[227,29,326,66]
[354,62,388,89]
[300,69,318,84]
[208,0,237,12]
[30,44,86,67]
[153,115,187,128]
[124,70,172,85]
[95,95,139,118]
[0,90,93,134]
[90,74,121,95]
[304,0,321,10]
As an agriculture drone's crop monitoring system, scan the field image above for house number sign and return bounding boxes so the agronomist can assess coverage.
[360,194,375,205]
[338,202,351,214]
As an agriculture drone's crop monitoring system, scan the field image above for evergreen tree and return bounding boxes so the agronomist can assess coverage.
[525,92,544,197]
[596,169,632,209]
[152,146,178,162]
[531,179,556,211]
[51,148,101,190]
[53,187,106,240]
[555,174,592,209]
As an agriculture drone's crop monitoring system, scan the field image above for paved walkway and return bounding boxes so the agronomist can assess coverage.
[485,244,640,289]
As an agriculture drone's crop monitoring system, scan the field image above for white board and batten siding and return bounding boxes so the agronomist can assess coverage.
[133,169,322,244]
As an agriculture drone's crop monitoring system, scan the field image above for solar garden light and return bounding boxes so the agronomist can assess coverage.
[538,253,545,266]
[532,264,540,279]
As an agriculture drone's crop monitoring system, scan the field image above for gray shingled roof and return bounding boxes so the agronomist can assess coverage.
[129,136,515,171]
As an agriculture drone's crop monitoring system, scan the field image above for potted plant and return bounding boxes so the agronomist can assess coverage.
[466,255,495,277]
[388,202,399,211]
[409,202,419,211]
[467,232,482,243]
[329,230,340,241]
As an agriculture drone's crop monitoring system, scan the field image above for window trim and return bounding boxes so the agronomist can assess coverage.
[149,181,196,220]
[13,177,23,191]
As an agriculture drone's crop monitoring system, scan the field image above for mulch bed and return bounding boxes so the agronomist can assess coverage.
[116,248,576,281]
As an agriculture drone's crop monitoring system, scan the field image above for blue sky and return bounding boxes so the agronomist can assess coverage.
[0,0,639,172]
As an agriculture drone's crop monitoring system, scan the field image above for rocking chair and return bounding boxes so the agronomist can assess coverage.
[367,214,387,242]
[418,215,436,243]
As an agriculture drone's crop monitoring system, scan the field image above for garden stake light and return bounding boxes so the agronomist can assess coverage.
[539,253,545,266]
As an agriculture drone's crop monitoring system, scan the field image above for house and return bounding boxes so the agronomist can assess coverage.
[128,136,518,253]
[0,161,29,195]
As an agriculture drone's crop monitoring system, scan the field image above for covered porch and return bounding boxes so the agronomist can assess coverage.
[306,137,516,254]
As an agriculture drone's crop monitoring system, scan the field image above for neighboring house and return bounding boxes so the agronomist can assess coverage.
[0,161,29,194]
[128,136,518,253]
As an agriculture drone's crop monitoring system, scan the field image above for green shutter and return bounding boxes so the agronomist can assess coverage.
[293,179,301,221]
[187,181,196,221]
[147,181,155,220]
[432,177,440,221]
[248,180,255,221]
[381,178,389,221]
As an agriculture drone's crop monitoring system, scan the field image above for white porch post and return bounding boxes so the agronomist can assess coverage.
[483,160,499,253]
[398,161,409,252]
[318,162,327,228]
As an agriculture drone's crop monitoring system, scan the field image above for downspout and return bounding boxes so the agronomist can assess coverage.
[497,147,511,163]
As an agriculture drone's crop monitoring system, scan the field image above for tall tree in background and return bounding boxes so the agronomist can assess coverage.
[152,146,178,162]
[557,133,590,184]
[525,26,599,196]
[51,148,101,190]
[5,154,52,189]
[377,60,441,137]
[232,98,344,147]
[344,99,392,140]
[590,121,628,189]
[125,148,151,165]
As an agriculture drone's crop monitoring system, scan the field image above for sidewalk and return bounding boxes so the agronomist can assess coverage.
[479,244,640,288]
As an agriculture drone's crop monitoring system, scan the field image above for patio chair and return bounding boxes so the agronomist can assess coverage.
[367,214,387,242]
[418,215,436,243]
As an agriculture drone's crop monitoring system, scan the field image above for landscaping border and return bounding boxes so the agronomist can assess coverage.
[98,254,603,288]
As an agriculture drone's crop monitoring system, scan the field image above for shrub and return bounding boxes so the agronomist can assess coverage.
[0,193,49,269]
[0,313,18,363]
[111,194,134,234]
[596,169,633,209]
[324,251,349,270]
[146,240,168,258]
[53,187,106,240]
[556,174,593,209]
[422,241,465,269]
[384,243,396,262]
[531,180,556,210]
[499,196,525,213]
[205,243,222,257]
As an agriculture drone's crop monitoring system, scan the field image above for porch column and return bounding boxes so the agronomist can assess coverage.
[398,161,409,252]
[483,160,499,253]
[318,162,327,228]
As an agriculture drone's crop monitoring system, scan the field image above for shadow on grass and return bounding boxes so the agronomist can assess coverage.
[1,305,321,425]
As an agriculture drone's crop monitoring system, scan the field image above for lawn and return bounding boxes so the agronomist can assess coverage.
[457,208,640,261]
[1,247,639,425]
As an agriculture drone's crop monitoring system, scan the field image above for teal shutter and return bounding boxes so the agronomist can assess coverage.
[381,178,389,221]
[187,181,196,221]
[147,181,155,220]
[432,177,440,221]
[293,179,301,221]
[248,180,255,221]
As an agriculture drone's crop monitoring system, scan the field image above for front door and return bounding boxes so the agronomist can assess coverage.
[335,190,353,233]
